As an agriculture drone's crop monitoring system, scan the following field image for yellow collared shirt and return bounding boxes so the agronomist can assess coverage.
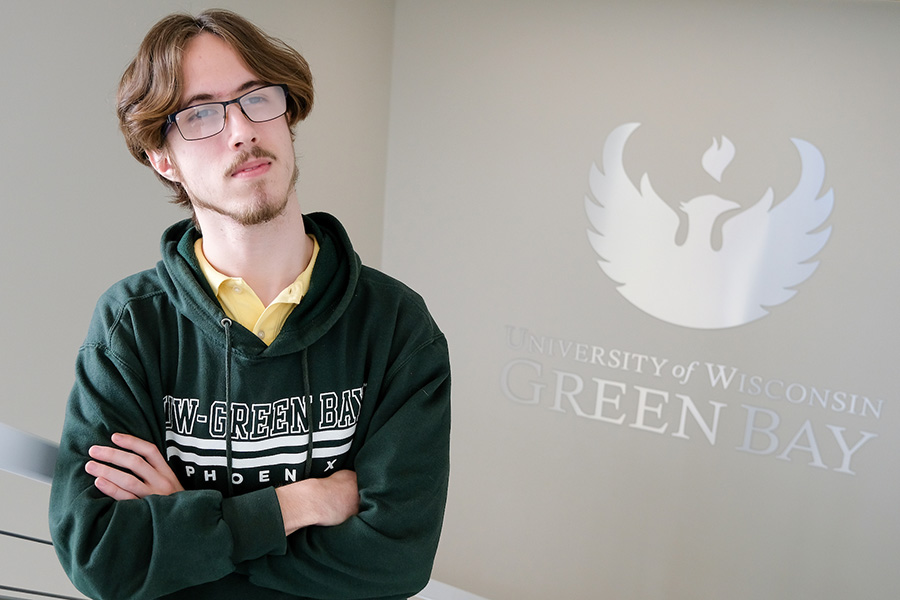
[194,236,319,345]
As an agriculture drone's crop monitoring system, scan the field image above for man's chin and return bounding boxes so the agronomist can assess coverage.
[190,193,291,228]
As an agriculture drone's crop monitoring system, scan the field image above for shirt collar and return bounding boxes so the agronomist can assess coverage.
[193,236,319,306]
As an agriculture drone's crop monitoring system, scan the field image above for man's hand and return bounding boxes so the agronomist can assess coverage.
[276,470,359,536]
[86,433,184,500]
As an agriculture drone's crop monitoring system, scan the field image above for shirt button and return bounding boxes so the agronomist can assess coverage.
[232,285,243,294]
[257,330,266,339]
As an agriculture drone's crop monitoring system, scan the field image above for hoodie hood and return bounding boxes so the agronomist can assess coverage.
[155,212,361,358]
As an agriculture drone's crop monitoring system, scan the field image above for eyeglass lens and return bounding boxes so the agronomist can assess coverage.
[174,85,287,141]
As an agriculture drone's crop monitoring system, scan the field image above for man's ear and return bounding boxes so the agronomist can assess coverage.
[146,148,180,182]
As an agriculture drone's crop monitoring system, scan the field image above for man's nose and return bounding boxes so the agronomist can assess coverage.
[224,102,258,147]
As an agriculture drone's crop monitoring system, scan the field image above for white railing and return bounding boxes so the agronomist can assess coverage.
[0,423,57,485]
[414,580,489,600]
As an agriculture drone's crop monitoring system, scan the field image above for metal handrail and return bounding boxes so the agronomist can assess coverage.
[0,583,84,600]
[0,530,53,547]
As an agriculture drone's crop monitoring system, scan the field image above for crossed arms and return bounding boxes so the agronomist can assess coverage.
[51,350,449,599]
[85,432,359,534]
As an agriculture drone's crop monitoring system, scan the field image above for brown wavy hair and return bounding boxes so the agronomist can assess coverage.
[117,9,314,208]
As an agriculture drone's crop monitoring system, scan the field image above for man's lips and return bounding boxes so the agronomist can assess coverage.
[230,159,272,178]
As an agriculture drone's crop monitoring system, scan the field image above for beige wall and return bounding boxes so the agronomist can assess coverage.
[382,0,900,598]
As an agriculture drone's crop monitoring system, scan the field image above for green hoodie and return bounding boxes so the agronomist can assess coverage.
[49,214,451,600]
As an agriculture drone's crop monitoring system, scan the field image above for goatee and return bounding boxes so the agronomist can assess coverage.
[180,147,300,227]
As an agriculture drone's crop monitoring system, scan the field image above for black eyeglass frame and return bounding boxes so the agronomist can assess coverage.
[162,84,290,141]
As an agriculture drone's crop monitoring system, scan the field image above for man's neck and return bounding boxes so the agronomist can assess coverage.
[195,199,313,306]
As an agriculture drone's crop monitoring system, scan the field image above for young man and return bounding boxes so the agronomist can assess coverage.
[48,10,450,600]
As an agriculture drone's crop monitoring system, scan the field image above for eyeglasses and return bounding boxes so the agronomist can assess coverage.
[163,84,289,141]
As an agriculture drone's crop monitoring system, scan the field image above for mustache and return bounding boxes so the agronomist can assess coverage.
[226,146,278,177]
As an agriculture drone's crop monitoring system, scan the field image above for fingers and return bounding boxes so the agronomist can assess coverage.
[88,444,159,491]
[85,457,145,499]
[109,433,170,471]
[86,433,184,500]
[92,475,140,501]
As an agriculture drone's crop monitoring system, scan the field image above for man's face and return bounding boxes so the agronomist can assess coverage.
[150,33,298,227]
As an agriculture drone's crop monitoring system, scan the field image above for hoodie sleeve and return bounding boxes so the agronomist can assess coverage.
[240,331,452,599]
[48,324,288,600]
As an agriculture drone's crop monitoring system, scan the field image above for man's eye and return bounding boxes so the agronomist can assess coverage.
[243,94,268,106]
[186,106,219,122]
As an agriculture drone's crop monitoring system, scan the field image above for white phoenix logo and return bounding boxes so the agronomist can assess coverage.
[584,122,834,329]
